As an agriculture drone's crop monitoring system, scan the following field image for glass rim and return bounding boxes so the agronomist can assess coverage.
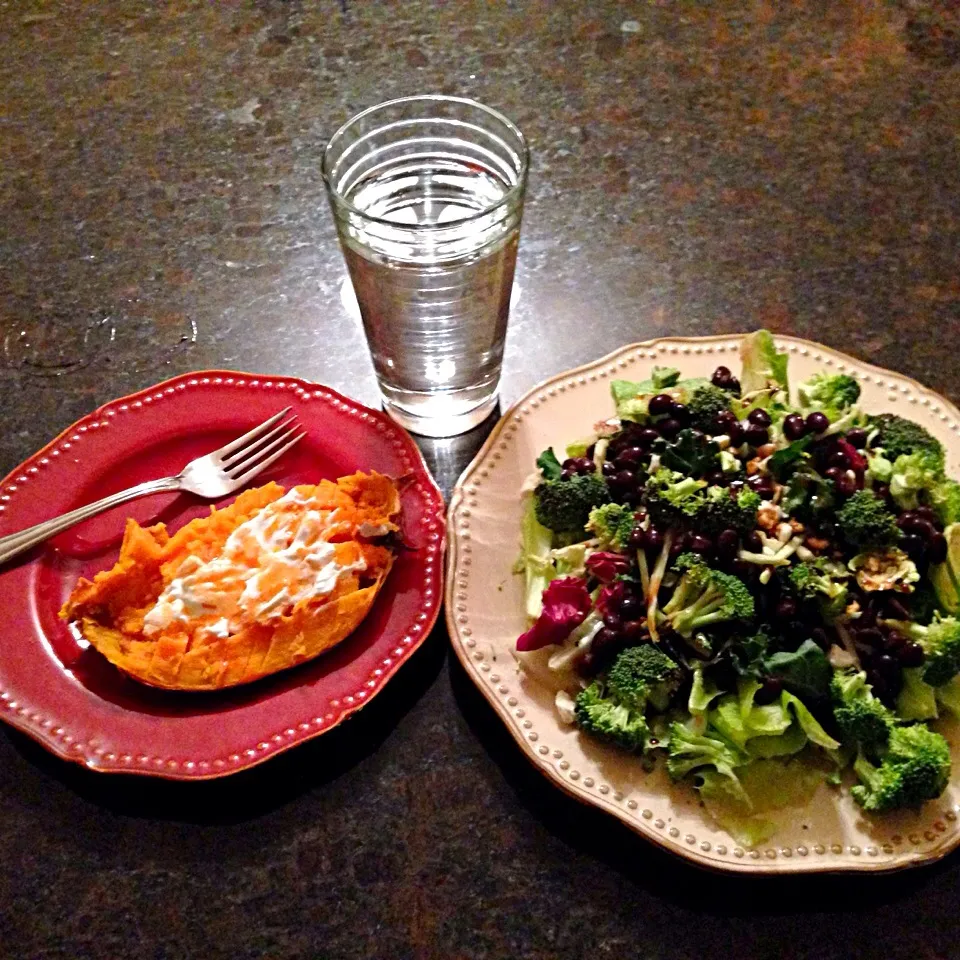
[321,94,530,231]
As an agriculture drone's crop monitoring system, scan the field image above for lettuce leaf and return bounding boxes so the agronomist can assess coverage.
[696,757,824,847]
[739,329,789,395]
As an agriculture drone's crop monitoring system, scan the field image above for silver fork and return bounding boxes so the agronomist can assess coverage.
[0,407,305,566]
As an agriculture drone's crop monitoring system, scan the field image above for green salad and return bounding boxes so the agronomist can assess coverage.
[515,330,960,845]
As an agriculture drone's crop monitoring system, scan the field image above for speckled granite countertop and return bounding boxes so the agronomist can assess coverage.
[2,2,960,958]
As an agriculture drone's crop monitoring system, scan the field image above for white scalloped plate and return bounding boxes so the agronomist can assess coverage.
[446,334,960,874]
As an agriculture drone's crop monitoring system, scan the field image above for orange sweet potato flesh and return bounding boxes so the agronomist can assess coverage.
[60,472,400,691]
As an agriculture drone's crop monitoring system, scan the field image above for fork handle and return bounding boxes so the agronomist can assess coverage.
[0,476,183,566]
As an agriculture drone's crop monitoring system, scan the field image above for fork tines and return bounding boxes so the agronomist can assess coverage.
[221,409,305,483]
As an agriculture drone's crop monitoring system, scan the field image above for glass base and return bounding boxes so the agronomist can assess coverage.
[382,391,500,437]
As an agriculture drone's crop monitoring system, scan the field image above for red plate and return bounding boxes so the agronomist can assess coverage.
[0,371,445,779]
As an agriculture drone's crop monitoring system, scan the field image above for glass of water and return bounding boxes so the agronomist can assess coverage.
[322,95,529,437]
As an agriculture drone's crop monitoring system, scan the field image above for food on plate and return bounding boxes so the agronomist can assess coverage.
[61,471,400,690]
[514,330,960,844]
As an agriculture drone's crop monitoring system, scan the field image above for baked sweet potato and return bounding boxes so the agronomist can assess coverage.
[60,471,400,690]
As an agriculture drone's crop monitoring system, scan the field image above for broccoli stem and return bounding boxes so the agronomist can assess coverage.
[645,530,674,643]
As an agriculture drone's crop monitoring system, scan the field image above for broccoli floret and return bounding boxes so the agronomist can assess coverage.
[836,490,900,549]
[831,669,893,751]
[789,559,849,622]
[643,468,706,529]
[851,723,951,813]
[889,449,945,511]
[534,473,610,534]
[797,372,861,416]
[694,486,761,537]
[666,721,744,780]
[929,479,960,527]
[574,681,650,752]
[608,645,683,713]
[587,502,636,551]
[884,614,960,687]
[688,384,733,432]
[661,554,755,638]
[869,414,945,466]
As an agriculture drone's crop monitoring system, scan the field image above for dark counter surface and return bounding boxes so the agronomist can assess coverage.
[2,2,960,958]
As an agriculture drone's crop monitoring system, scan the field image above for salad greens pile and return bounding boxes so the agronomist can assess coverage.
[514,330,960,845]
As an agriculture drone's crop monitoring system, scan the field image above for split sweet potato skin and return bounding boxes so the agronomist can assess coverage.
[61,472,400,691]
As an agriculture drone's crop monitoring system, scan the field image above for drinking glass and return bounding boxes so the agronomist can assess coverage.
[322,95,529,437]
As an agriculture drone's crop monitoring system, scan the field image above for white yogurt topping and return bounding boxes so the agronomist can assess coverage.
[142,488,366,639]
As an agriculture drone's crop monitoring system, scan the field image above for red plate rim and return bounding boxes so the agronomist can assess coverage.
[0,370,446,779]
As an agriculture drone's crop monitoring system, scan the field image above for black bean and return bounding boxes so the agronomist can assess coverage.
[899,515,934,539]
[618,595,643,620]
[648,393,674,417]
[711,366,733,387]
[621,621,647,645]
[775,597,798,620]
[835,473,857,497]
[746,474,775,499]
[560,468,574,480]
[929,533,948,565]
[883,629,907,651]
[876,653,901,683]
[603,612,623,631]
[846,427,868,449]
[858,627,885,648]
[591,628,621,659]
[688,534,713,554]
[636,427,661,447]
[747,408,772,428]
[615,447,646,467]
[753,675,783,705]
[782,414,807,441]
[806,411,830,434]
[645,528,665,552]
[577,651,599,677]
[914,506,938,526]
[745,530,763,551]
[575,456,595,473]
[727,377,741,394]
[705,470,727,487]
[901,534,926,561]
[716,529,740,559]
[602,460,617,477]
[712,410,739,433]
[728,422,745,445]
[743,424,768,447]
[658,418,682,440]
[669,401,690,423]
[613,469,636,490]
[828,450,851,470]
[628,527,647,549]
[898,641,925,668]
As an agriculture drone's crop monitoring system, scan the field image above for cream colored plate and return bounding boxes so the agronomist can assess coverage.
[446,334,960,875]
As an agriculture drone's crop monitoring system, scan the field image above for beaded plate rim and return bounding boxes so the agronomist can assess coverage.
[446,333,960,875]
[0,369,446,780]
